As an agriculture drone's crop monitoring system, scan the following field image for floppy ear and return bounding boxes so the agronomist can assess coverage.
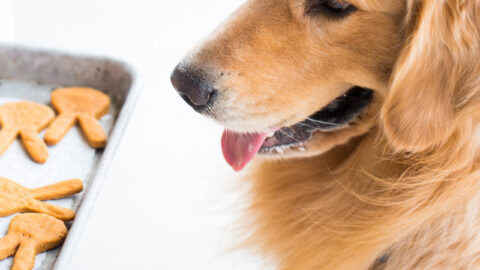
[381,0,480,151]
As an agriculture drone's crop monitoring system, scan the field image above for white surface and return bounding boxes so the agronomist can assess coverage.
[9,1,268,270]
[0,0,13,42]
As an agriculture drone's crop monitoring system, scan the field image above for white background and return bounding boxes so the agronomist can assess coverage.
[1,0,270,269]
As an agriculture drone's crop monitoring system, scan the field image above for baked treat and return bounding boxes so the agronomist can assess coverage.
[0,177,83,221]
[44,87,110,148]
[0,102,54,163]
[0,213,67,270]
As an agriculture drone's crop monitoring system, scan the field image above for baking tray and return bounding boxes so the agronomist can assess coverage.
[0,43,141,269]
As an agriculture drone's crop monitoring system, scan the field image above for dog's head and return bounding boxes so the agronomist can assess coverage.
[171,0,480,171]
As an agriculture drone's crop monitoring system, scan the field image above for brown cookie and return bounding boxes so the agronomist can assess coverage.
[0,102,55,163]
[0,213,67,270]
[0,177,83,221]
[44,87,111,148]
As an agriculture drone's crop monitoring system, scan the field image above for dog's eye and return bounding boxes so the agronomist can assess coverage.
[306,0,357,18]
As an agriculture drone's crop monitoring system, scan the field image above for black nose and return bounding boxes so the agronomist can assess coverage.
[170,66,217,111]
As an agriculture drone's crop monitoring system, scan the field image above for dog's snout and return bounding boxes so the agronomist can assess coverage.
[170,67,217,111]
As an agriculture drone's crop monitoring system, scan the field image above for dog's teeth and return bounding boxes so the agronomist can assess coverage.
[299,146,306,152]
[276,148,284,154]
[267,131,275,137]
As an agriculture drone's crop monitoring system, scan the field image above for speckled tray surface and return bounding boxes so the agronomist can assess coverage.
[0,43,140,270]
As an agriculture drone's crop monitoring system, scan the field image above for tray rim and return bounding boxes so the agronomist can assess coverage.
[0,42,142,270]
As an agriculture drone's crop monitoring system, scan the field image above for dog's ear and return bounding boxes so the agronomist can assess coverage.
[381,0,480,151]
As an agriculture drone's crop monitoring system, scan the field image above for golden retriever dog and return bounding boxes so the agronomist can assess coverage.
[171,0,480,269]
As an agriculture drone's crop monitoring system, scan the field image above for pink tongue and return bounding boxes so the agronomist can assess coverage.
[221,130,268,171]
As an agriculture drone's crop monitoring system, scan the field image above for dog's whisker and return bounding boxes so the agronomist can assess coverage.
[287,109,343,127]
[276,129,303,144]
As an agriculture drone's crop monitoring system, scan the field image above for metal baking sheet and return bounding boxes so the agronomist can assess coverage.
[0,43,141,270]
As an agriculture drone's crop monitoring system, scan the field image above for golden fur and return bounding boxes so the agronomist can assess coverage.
[178,0,480,269]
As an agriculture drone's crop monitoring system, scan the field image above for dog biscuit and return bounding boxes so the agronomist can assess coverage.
[44,87,110,148]
[0,213,67,270]
[0,177,83,221]
[0,102,55,163]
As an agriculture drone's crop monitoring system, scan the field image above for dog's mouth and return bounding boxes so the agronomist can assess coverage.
[221,87,374,171]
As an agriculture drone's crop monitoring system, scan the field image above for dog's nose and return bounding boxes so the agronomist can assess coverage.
[170,67,216,110]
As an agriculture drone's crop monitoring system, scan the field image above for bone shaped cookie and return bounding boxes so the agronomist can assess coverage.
[0,213,67,270]
[44,87,111,148]
[0,177,83,221]
[0,102,54,164]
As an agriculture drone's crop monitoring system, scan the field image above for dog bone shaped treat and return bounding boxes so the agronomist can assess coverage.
[0,213,67,270]
[0,177,83,221]
[0,102,54,163]
[44,87,111,148]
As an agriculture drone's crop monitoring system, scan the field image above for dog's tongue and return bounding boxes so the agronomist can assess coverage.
[221,130,268,171]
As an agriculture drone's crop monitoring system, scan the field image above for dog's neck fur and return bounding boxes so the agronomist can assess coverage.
[246,126,480,270]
